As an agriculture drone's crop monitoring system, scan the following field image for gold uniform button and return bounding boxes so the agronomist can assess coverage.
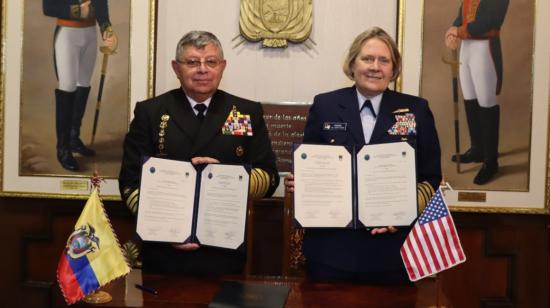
[161,114,170,121]
[330,138,335,144]
[236,146,244,157]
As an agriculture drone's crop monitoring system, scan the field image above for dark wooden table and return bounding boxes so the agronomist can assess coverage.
[76,270,451,307]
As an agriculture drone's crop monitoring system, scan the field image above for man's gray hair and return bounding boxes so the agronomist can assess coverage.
[175,31,224,60]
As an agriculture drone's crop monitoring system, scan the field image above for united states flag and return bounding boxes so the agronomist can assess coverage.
[400,188,466,281]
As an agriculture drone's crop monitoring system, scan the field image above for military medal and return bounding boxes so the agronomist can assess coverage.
[157,114,170,156]
[388,113,416,135]
[222,105,253,136]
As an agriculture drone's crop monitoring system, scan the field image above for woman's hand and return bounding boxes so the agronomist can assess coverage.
[370,226,398,235]
[172,243,200,251]
[191,157,220,165]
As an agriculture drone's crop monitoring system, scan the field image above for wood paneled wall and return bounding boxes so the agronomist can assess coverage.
[0,197,548,308]
[442,212,550,308]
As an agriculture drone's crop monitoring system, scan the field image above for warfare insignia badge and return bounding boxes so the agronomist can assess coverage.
[238,0,313,48]
[66,224,100,259]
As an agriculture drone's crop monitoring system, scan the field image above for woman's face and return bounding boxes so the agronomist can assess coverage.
[351,38,394,97]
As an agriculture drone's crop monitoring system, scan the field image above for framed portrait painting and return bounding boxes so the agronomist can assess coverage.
[399,0,550,213]
[0,1,152,199]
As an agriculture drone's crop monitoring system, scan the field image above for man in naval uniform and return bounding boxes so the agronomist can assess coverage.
[119,31,279,274]
[445,0,509,185]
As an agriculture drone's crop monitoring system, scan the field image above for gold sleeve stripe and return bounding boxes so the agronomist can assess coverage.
[249,168,270,199]
[252,168,269,199]
[418,182,430,198]
[250,171,259,198]
[125,189,139,215]
[417,191,426,213]
[424,181,436,195]
[417,181,435,214]
[258,170,270,195]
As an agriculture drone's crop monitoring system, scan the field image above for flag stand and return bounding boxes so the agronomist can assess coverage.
[82,172,112,305]
[83,290,112,304]
[57,171,130,305]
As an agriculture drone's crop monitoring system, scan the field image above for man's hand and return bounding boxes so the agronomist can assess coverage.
[284,173,295,193]
[191,157,220,165]
[445,27,459,50]
[102,29,119,54]
[370,226,398,235]
[172,243,200,251]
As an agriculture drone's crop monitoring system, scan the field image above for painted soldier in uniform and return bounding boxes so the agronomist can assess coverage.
[445,0,509,185]
[43,0,118,171]
[119,31,279,274]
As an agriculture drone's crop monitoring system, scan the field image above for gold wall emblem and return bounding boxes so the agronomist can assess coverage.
[239,0,313,48]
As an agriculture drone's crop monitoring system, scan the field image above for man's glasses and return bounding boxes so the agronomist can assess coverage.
[176,58,223,69]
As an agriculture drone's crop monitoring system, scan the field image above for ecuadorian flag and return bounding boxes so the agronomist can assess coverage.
[57,188,130,304]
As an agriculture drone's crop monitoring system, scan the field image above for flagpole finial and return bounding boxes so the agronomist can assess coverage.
[91,172,105,190]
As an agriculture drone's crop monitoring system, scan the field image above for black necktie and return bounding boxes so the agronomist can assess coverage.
[361,100,376,118]
[194,103,207,122]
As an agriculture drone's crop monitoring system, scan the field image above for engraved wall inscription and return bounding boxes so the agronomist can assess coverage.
[262,103,310,172]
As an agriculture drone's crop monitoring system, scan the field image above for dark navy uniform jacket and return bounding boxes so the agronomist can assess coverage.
[302,86,442,280]
[119,88,279,274]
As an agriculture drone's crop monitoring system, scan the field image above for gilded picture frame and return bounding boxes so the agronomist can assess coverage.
[0,1,153,200]
[398,0,550,213]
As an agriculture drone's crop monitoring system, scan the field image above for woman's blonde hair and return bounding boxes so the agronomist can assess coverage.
[342,27,402,81]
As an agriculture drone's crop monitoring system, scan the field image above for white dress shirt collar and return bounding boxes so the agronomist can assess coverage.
[186,95,212,116]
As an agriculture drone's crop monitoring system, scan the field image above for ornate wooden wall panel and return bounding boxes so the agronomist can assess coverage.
[0,198,135,308]
[441,213,550,308]
[1,198,549,308]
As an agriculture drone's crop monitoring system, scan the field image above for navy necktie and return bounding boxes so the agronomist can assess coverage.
[361,100,376,118]
[194,103,207,122]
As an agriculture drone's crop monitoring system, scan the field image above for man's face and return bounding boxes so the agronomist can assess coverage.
[171,43,226,102]
[351,38,394,97]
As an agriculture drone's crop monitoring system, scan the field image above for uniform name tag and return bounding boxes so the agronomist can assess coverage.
[323,122,347,131]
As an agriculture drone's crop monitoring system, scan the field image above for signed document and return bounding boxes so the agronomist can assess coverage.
[293,142,417,228]
[356,142,417,227]
[293,144,353,228]
[136,157,249,249]
[196,164,249,249]
[137,157,196,243]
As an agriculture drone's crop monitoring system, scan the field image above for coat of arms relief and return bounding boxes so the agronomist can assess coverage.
[238,0,313,48]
